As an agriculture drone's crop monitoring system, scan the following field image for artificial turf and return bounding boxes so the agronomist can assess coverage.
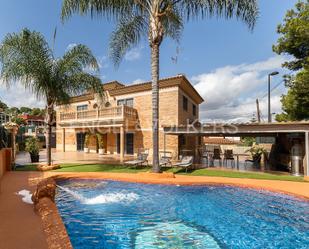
[14,163,306,182]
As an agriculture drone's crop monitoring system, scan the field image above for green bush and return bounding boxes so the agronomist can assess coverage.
[25,137,40,156]
[246,145,267,160]
[240,137,255,146]
[96,133,104,149]
[84,133,90,148]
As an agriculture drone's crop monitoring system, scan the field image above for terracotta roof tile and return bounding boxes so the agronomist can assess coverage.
[68,75,204,104]
[204,137,239,145]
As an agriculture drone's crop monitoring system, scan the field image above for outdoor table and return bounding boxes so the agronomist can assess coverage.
[234,153,250,170]
[205,152,250,170]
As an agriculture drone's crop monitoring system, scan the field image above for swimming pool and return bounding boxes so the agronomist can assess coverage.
[56,180,309,249]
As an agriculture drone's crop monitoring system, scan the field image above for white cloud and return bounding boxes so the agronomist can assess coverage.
[192,55,288,123]
[98,56,109,69]
[131,79,145,84]
[66,43,77,51]
[0,80,45,108]
[124,47,143,61]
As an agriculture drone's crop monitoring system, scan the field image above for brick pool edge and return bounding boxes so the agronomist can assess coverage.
[47,172,309,200]
[32,177,73,249]
[35,197,73,249]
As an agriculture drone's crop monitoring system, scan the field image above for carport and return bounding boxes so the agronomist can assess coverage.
[163,122,309,176]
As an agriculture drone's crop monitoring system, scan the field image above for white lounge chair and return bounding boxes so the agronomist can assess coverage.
[124,153,148,168]
[173,156,194,172]
[159,156,172,167]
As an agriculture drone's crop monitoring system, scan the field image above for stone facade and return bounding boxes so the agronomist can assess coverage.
[56,75,204,160]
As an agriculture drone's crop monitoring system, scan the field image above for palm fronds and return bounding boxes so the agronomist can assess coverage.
[109,14,147,66]
[0,28,103,165]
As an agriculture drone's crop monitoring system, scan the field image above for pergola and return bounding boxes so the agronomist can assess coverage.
[163,122,309,176]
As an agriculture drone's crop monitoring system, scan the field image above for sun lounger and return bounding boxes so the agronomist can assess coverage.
[124,153,148,168]
[173,156,194,172]
[159,156,172,167]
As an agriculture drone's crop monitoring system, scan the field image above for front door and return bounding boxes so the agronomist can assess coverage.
[126,133,134,155]
[76,133,85,151]
[116,133,134,155]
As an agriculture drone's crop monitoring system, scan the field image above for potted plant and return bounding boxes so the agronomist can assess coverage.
[96,133,105,155]
[25,137,40,163]
[247,145,267,163]
[84,133,90,153]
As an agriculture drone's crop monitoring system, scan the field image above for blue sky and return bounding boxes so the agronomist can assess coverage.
[0,0,298,122]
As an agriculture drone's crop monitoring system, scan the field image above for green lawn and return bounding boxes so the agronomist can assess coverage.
[186,169,305,182]
[54,163,150,173]
[15,163,306,182]
[15,164,38,171]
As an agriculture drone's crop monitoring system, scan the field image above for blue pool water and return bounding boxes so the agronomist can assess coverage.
[55,180,309,249]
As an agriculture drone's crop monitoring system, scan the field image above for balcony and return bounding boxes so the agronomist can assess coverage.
[59,106,138,126]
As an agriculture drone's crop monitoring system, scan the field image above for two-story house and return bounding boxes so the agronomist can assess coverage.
[56,74,204,161]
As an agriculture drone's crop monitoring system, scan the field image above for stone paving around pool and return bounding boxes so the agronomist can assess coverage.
[16,150,134,165]
[0,171,48,249]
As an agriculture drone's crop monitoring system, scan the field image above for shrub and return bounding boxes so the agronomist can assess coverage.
[96,133,104,149]
[247,145,267,160]
[84,133,90,148]
[25,137,40,156]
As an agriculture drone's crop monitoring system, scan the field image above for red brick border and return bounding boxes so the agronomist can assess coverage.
[35,197,72,249]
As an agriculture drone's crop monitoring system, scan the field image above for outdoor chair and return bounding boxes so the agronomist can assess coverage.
[124,153,148,168]
[211,149,222,167]
[223,150,235,168]
[201,151,209,167]
[173,156,194,172]
[159,155,172,167]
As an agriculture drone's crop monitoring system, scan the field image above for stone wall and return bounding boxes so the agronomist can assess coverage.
[178,88,199,125]
[132,87,179,129]
[0,148,12,178]
[56,128,77,152]
[123,88,180,158]
[55,85,201,159]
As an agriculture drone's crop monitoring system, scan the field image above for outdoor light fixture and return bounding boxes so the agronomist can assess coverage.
[269,71,279,76]
[268,71,279,123]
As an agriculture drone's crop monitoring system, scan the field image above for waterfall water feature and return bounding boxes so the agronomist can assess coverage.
[56,184,139,205]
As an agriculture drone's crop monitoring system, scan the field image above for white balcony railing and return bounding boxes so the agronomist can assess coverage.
[59,105,137,122]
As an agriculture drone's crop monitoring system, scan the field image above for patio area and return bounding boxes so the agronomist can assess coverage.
[0,171,48,249]
[164,122,309,177]
[15,149,135,166]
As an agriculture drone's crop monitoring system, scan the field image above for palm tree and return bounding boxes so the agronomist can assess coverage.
[0,28,103,166]
[61,0,258,173]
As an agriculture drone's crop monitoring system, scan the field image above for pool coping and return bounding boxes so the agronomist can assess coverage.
[37,171,309,248]
[35,196,73,249]
[47,172,309,201]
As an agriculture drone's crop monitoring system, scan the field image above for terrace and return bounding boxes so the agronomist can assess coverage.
[58,105,138,127]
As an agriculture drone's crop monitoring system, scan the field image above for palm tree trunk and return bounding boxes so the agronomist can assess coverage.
[46,123,52,166]
[45,105,53,166]
[151,43,160,173]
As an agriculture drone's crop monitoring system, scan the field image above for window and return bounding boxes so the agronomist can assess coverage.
[192,104,196,116]
[183,96,188,111]
[117,98,134,107]
[179,135,186,146]
[117,99,125,106]
[126,98,134,107]
[77,104,88,111]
